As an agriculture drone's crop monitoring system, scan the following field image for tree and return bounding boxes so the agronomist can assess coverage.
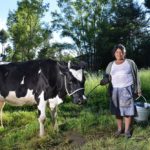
[4,45,14,62]
[51,0,110,69]
[144,0,150,27]
[7,0,50,61]
[138,0,150,67]
[145,0,150,10]
[51,0,149,69]
[96,0,147,69]
[38,44,56,59]
[0,29,9,56]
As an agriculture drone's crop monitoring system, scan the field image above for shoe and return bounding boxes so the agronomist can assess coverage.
[114,129,124,137]
[125,131,132,138]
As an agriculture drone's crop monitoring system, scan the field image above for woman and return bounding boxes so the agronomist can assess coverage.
[100,44,141,138]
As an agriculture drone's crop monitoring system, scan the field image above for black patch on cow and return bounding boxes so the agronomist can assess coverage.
[38,109,41,117]
[34,71,49,102]
[16,84,28,98]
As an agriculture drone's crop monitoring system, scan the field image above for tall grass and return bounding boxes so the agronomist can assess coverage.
[0,69,150,150]
[140,69,150,101]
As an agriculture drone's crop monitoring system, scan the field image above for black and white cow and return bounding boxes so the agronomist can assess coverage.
[0,59,86,136]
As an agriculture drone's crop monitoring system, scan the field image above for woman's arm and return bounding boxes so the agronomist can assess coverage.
[100,62,113,85]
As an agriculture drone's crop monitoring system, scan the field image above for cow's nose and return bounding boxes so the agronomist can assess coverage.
[77,99,82,105]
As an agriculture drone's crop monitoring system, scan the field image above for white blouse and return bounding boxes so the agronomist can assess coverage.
[110,60,133,88]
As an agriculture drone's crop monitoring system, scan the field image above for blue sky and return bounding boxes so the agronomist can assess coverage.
[0,0,58,30]
[0,0,17,29]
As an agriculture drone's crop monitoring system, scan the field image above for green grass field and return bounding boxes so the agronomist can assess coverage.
[0,69,150,150]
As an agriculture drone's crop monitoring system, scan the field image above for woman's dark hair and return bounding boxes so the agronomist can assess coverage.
[112,44,126,57]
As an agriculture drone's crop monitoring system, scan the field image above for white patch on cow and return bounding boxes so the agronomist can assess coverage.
[69,69,83,82]
[59,71,63,75]
[3,89,36,106]
[38,92,46,113]
[38,91,44,101]
[0,62,10,65]
[20,76,25,84]
[37,91,47,136]
[48,95,63,109]
[38,69,41,74]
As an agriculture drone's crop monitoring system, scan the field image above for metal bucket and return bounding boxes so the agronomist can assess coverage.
[134,96,150,122]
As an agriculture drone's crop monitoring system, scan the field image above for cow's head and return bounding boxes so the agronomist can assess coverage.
[59,60,87,104]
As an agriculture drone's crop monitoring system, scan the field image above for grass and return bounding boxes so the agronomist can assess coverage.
[0,69,150,150]
[140,69,150,101]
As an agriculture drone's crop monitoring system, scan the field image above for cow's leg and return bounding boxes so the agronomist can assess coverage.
[50,106,58,131]
[0,101,5,128]
[37,93,47,137]
[48,96,63,131]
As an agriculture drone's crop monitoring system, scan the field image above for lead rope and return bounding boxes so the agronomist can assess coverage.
[135,95,147,102]
[86,84,100,98]
[64,76,84,96]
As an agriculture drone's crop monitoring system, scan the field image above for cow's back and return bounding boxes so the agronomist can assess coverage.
[0,59,59,106]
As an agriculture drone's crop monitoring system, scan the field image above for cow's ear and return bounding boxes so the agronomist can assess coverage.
[79,61,87,69]
[68,60,71,69]
[68,60,87,70]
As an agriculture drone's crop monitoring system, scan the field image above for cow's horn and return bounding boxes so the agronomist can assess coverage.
[68,60,71,69]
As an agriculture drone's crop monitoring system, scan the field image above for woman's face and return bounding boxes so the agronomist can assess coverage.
[114,48,125,60]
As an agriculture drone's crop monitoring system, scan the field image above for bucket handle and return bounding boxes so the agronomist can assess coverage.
[135,95,147,103]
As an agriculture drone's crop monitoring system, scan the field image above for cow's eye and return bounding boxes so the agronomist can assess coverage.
[69,81,72,84]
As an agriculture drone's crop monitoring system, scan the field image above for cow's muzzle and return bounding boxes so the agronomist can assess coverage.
[75,95,87,105]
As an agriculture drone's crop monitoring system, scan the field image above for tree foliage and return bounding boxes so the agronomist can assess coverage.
[7,0,50,61]
[51,0,110,68]
[96,0,147,68]
[0,29,9,56]
[51,0,150,69]
[2,0,150,69]
[145,0,150,9]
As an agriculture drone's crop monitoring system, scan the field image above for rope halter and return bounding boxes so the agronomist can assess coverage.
[64,76,84,96]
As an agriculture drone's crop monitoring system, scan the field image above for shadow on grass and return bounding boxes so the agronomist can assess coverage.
[134,120,150,128]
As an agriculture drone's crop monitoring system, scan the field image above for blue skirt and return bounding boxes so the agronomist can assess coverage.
[110,85,135,116]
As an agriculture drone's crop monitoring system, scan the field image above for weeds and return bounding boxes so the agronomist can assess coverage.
[0,69,150,150]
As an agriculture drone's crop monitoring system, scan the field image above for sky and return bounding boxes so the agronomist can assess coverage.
[0,0,58,29]
[0,0,74,53]
[0,0,145,53]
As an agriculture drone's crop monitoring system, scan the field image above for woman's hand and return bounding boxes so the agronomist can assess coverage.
[137,92,142,97]
[100,74,110,85]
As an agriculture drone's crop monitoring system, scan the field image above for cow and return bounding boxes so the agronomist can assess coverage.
[0,59,86,136]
